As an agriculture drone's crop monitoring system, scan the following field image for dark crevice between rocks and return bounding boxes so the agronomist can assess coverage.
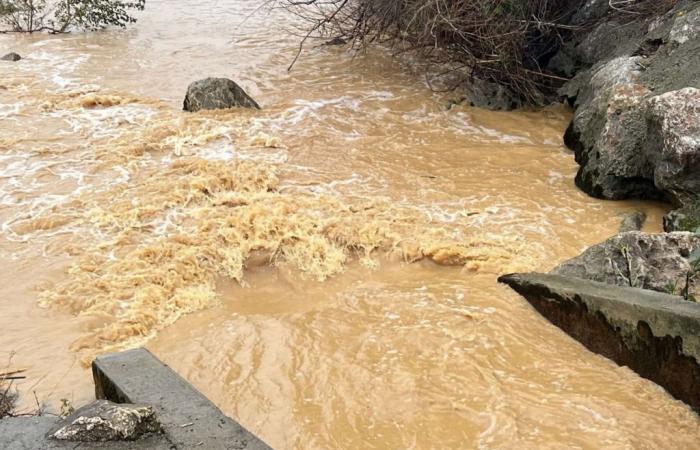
[563,121,582,153]
[633,38,664,57]
[574,168,665,202]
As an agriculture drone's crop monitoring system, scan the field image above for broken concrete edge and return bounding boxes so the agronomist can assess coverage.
[0,347,273,449]
[499,272,700,411]
[93,348,273,450]
[0,416,173,450]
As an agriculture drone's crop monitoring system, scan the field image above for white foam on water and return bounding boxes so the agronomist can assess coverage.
[31,50,90,89]
[49,103,156,138]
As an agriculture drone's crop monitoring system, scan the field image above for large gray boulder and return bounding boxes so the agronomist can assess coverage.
[559,1,700,212]
[647,88,700,204]
[552,232,700,296]
[1,52,21,62]
[48,400,160,442]
[564,56,659,200]
[183,77,260,112]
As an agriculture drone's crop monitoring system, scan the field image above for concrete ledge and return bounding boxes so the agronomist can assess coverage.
[0,348,273,449]
[499,272,700,411]
[93,348,272,450]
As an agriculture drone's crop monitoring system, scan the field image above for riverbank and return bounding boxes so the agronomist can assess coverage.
[2,0,700,448]
[499,0,700,412]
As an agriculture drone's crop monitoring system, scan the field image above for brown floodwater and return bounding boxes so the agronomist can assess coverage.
[1,0,698,448]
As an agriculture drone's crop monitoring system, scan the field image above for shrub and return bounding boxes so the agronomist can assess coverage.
[277,0,679,104]
[0,0,145,33]
[276,0,578,103]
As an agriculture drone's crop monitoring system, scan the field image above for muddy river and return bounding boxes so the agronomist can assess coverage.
[1,0,699,448]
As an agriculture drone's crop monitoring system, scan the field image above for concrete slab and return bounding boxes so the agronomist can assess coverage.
[499,272,700,411]
[93,348,272,450]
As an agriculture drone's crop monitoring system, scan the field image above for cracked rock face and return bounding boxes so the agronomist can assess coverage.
[49,400,160,442]
[558,1,700,214]
[183,77,260,112]
[647,88,700,204]
[552,232,700,296]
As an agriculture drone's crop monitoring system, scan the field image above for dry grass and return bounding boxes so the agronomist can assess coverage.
[0,358,19,419]
[0,384,16,419]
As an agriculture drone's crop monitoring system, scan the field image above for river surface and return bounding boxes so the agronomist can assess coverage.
[1,1,699,448]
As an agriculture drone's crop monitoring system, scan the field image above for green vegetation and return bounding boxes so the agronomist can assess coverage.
[684,244,700,302]
[0,0,145,33]
[666,198,700,232]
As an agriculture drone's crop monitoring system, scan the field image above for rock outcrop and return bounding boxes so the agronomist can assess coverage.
[48,400,160,442]
[183,78,260,112]
[1,52,21,62]
[552,231,700,297]
[665,201,700,232]
[554,1,700,218]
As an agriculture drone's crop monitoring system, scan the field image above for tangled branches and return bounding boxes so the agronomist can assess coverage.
[0,384,16,419]
[1,363,19,419]
[275,0,679,104]
[275,0,581,104]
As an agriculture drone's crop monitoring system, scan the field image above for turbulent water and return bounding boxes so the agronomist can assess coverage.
[1,0,699,448]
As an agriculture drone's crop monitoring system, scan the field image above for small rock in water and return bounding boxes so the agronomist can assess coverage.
[183,77,260,112]
[618,211,647,233]
[323,36,347,46]
[463,77,521,111]
[48,400,160,442]
[1,52,21,62]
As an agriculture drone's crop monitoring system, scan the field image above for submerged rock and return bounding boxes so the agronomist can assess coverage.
[463,77,521,111]
[1,52,21,62]
[48,400,160,442]
[619,211,647,233]
[183,77,260,112]
[323,36,347,46]
[552,232,700,296]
